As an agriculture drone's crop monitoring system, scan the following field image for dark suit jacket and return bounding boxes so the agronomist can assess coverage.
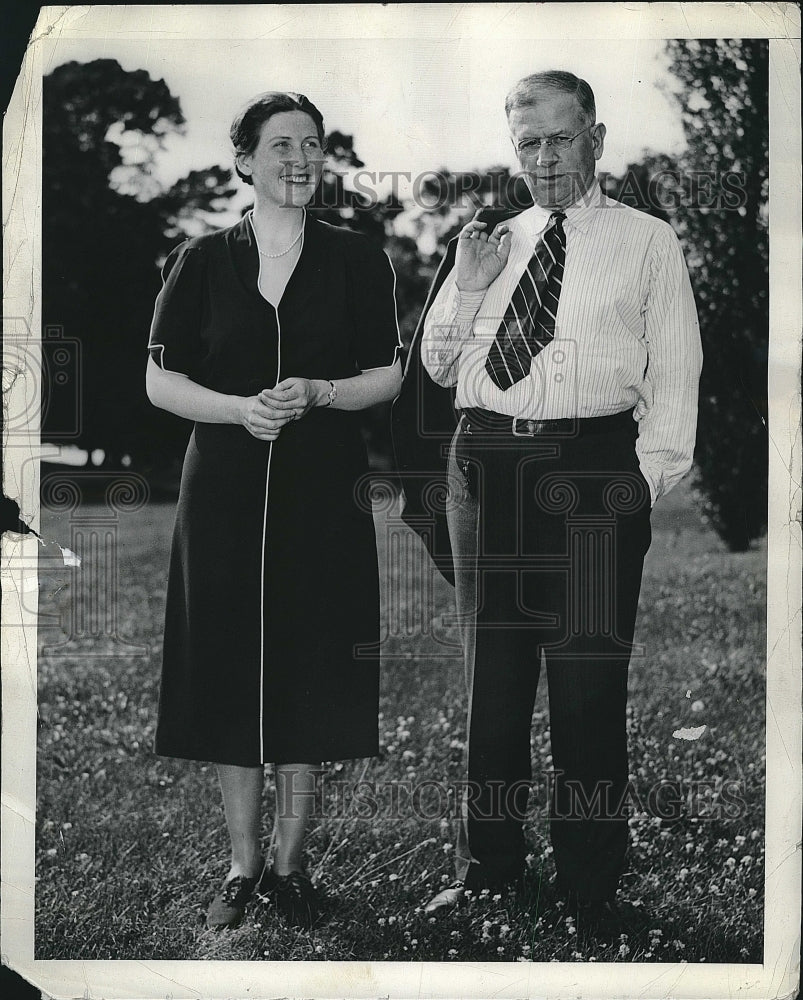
[391,208,518,585]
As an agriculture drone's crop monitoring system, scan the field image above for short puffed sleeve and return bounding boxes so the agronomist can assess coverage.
[147,242,207,379]
[346,243,402,371]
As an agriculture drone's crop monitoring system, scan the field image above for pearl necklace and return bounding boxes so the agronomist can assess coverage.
[255,212,305,259]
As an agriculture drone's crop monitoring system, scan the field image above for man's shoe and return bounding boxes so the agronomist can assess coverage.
[205,872,261,930]
[258,867,322,929]
[423,880,466,916]
[572,896,648,941]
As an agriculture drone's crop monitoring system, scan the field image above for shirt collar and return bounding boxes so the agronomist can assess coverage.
[512,176,604,239]
[563,177,604,234]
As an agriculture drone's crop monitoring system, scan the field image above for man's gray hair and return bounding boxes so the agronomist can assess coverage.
[505,71,596,124]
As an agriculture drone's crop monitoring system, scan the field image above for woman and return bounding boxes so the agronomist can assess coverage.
[146,92,402,931]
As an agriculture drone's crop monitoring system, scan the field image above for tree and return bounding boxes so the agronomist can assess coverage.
[663,39,768,549]
[599,152,677,224]
[42,60,236,471]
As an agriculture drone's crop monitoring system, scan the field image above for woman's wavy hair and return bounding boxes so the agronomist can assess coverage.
[230,92,326,184]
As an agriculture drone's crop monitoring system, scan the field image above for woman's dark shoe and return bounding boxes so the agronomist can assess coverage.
[258,867,322,929]
[205,872,261,930]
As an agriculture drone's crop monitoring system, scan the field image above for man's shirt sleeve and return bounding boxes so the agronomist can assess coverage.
[420,271,486,387]
[635,225,703,504]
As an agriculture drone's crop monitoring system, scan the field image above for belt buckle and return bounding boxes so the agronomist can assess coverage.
[512,418,538,437]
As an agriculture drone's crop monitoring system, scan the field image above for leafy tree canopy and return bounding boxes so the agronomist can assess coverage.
[663,39,768,550]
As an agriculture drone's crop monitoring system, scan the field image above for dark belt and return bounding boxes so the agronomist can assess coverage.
[460,407,635,437]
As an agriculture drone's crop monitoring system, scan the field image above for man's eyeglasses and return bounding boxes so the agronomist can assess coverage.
[515,123,597,156]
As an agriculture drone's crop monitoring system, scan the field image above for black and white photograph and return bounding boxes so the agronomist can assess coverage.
[1,4,800,999]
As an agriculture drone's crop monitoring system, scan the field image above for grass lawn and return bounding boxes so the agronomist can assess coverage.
[35,476,765,963]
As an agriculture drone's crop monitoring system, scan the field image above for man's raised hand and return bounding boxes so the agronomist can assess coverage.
[454,213,512,292]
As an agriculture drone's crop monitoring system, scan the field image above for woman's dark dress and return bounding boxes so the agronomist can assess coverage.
[148,214,400,766]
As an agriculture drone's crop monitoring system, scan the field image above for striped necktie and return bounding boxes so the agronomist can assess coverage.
[485,211,566,390]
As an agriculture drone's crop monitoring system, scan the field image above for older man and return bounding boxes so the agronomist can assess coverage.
[397,70,702,932]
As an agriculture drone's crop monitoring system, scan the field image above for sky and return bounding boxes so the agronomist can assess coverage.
[43,18,687,211]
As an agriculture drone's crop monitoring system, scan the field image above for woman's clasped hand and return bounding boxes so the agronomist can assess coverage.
[240,377,324,439]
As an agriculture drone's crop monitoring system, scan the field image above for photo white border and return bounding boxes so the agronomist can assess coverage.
[2,4,800,998]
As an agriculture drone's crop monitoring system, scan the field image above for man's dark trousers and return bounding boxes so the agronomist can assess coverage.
[448,408,652,901]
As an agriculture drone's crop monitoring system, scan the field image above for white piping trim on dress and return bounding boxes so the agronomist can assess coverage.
[259,426,273,765]
[147,344,190,378]
[250,209,305,764]
[355,251,404,372]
